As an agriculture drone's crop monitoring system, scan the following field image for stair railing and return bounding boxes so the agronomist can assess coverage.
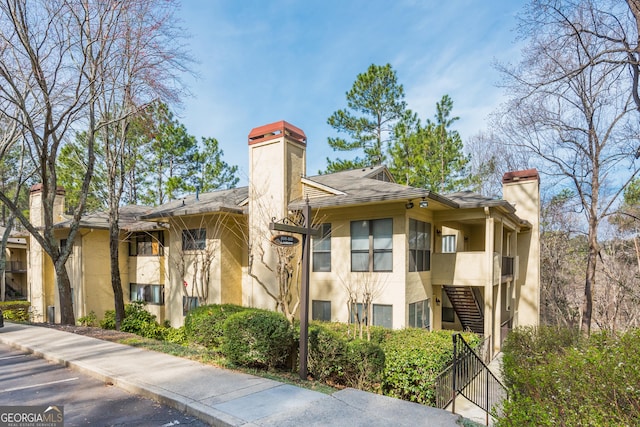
[452,333,507,425]
[434,334,507,424]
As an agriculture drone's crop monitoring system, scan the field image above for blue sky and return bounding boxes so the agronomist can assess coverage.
[176,1,526,184]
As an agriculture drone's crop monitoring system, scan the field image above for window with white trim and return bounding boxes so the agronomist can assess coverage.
[351,218,393,272]
[408,299,430,329]
[130,283,164,305]
[312,300,331,321]
[312,223,331,272]
[182,228,206,251]
[409,219,431,271]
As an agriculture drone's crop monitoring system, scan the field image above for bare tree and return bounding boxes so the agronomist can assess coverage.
[465,131,531,198]
[247,205,303,324]
[0,0,188,324]
[96,0,190,329]
[339,272,387,341]
[167,212,239,313]
[494,0,640,334]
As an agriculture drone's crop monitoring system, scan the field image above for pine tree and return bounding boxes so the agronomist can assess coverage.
[324,64,407,172]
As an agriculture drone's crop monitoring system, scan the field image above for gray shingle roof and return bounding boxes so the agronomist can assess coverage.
[140,187,249,221]
[290,165,456,209]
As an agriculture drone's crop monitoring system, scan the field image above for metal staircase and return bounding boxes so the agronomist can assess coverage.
[444,286,484,334]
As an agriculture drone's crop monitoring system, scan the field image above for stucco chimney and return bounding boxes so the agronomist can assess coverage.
[502,169,540,327]
[29,183,66,228]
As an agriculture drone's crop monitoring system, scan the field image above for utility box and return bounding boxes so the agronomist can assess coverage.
[47,306,55,324]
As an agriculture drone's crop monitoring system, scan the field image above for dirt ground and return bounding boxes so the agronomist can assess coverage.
[34,323,140,342]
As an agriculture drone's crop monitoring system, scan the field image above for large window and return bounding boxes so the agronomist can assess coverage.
[409,219,431,272]
[312,223,331,272]
[312,300,331,321]
[350,302,368,325]
[130,283,164,305]
[409,299,430,329]
[129,231,164,256]
[182,228,206,251]
[373,304,393,328]
[351,218,393,272]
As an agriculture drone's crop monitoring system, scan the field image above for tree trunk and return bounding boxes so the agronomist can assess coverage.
[109,221,125,330]
[54,263,75,325]
[581,220,599,335]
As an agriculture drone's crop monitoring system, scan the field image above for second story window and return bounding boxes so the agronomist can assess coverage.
[409,219,431,272]
[182,228,206,251]
[129,231,164,256]
[442,235,456,253]
[351,218,393,272]
[312,223,331,272]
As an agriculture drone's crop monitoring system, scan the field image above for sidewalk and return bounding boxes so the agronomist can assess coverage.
[0,322,466,426]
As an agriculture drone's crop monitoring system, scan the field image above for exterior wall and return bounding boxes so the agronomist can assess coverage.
[78,229,116,321]
[164,215,244,327]
[27,187,65,322]
[309,203,429,329]
[247,133,306,311]
[220,217,244,306]
[503,177,541,327]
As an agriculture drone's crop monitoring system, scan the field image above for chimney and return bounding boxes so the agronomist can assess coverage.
[29,183,66,228]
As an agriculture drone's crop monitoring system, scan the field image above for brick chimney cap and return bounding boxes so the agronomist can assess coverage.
[502,168,539,184]
[30,183,66,195]
[248,120,306,145]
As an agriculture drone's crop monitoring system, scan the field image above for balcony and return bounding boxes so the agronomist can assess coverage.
[432,252,506,286]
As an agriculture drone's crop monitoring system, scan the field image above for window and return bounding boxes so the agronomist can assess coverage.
[183,296,199,316]
[350,302,368,325]
[312,223,331,272]
[182,228,206,251]
[130,283,164,305]
[373,304,392,328]
[409,299,430,329]
[442,235,456,253]
[312,300,331,321]
[129,231,164,256]
[351,218,392,272]
[409,219,431,272]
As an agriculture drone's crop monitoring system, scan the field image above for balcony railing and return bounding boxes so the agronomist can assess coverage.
[5,261,27,272]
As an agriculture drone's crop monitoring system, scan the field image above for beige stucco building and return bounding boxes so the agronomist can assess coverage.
[27,120,540,355]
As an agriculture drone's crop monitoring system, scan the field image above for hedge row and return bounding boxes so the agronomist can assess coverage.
[499,326,640,426]
[98,302,481,405]
[182,305,479,403]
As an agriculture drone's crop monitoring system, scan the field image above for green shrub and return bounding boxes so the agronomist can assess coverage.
[381,329,478,406]
[498,327,640,426]
[77,311,97,327]
[221,309,294,369]
[308,322,385,390]
[308,324,348,384]
[0,300,30,322]
[344,339,385,390]
[184,304,247,348]
[120,301,166,340]
[99,302,166,340]
[164,326,188,345]
[100,310,116,330]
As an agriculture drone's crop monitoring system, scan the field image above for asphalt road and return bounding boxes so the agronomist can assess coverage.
[0,344,208,427]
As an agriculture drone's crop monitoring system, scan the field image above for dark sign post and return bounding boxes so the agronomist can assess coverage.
[269,200,318,380]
